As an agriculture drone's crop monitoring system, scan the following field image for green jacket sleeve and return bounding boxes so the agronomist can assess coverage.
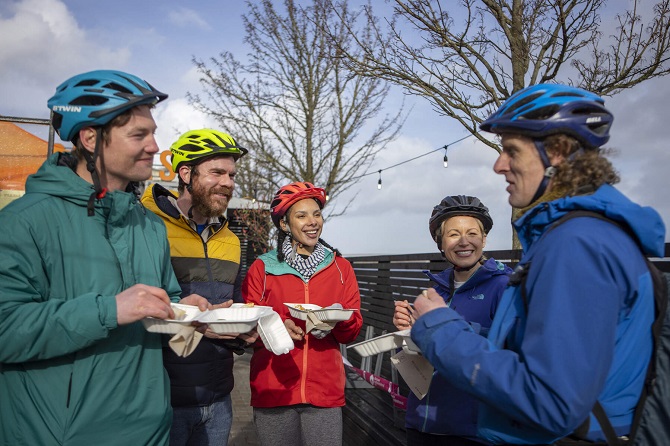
[0,210,115,363]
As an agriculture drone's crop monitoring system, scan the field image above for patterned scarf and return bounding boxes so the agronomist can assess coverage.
[282,237,326,279]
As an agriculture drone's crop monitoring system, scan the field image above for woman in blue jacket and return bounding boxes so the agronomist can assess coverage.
[393,195,511,446]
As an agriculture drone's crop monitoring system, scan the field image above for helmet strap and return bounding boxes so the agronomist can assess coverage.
[529,140,557,204]
[184,162,198,195]
[181,165,194,195]
[83,129,107,217]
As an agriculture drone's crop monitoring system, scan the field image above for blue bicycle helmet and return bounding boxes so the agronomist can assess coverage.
[481,84,613,204]
[480,83,613,149]
[47,70,168,142]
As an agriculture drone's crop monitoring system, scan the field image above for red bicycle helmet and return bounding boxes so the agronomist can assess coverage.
[270,182,327,228]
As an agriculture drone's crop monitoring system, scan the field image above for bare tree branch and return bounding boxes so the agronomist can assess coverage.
[188,0,406,218]
[335,0,669,153]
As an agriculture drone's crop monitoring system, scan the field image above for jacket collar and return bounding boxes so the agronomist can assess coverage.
[513,184,665,257]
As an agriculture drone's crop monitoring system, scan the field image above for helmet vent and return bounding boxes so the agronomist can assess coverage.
[74,79,99,87]
[504,92,543,116]
[552,91,585,98]
[103,82,133,95]
[526,105,559,120]
[70,95,109,106]
[51,113,63,131]
[181,143,202,153]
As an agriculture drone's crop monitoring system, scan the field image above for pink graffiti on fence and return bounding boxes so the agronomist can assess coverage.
[346,365,407,410]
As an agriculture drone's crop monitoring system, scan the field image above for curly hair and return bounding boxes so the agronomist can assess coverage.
[544,134,620,196]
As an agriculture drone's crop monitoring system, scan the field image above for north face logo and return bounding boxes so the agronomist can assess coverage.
[470,294,485,300]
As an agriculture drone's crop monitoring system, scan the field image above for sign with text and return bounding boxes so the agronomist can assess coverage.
[158,150,175,182]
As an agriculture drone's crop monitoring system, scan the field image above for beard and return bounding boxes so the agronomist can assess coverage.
[190,182,232,218]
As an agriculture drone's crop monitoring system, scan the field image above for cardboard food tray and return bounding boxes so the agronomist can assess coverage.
[347,332,401,357]
[141,303,202,334]
[142,304,272,335]
[198,307,272,334]
[257,313,294,355]
[284,303,354,322]
[393,329,422,353]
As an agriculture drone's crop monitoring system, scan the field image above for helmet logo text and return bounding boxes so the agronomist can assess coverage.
[52,105,82,113]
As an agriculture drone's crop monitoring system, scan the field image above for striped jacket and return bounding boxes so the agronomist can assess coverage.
[142,184,243,407]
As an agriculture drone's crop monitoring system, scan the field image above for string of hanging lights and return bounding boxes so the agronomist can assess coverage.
[365,133,471,190]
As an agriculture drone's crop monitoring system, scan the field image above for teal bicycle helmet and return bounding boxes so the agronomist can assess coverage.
[48,70,167,142]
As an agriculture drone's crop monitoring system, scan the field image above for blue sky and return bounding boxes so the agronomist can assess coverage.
[1,0,668,255]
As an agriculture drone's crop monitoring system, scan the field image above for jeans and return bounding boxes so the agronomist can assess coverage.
[169,395,233,446]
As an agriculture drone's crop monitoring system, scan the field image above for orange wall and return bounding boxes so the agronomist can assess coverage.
[0,122,66,190]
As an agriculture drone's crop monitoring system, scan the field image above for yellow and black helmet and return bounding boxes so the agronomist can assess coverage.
[170,129,248,172]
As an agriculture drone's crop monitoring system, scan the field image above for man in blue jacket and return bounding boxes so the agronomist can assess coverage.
[411,84,665,445]
[0,70,208,445]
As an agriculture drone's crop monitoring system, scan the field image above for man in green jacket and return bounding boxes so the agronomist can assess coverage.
[0,70,208,446]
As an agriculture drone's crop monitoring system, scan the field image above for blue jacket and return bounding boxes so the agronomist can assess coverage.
[411,185,665,444]
[405,258,511,439]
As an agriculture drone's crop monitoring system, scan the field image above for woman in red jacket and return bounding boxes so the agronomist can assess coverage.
[242,181,363,446]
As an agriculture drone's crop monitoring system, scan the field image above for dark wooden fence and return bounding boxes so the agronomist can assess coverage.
[344,248,522,382]
[341,244,670,445]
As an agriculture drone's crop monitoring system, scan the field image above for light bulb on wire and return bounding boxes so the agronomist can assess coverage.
[377,170,382,190]
[443,146,449,168]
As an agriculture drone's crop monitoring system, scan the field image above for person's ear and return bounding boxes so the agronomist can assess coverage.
[482,234,487,248]
[280,219,290,234]
[79,127,97,154]
[178,165,192,185]
[549,139,571,166]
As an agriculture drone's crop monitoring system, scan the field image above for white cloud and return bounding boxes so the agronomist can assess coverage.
[153,97,220,152]
[326,132,514,255]
[167,7,211,31]
[0,0,130,118]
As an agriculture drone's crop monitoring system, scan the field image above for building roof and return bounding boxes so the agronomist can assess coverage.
[0,121,66,190]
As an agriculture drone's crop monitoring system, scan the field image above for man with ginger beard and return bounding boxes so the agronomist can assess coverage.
[142,129,258,446]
